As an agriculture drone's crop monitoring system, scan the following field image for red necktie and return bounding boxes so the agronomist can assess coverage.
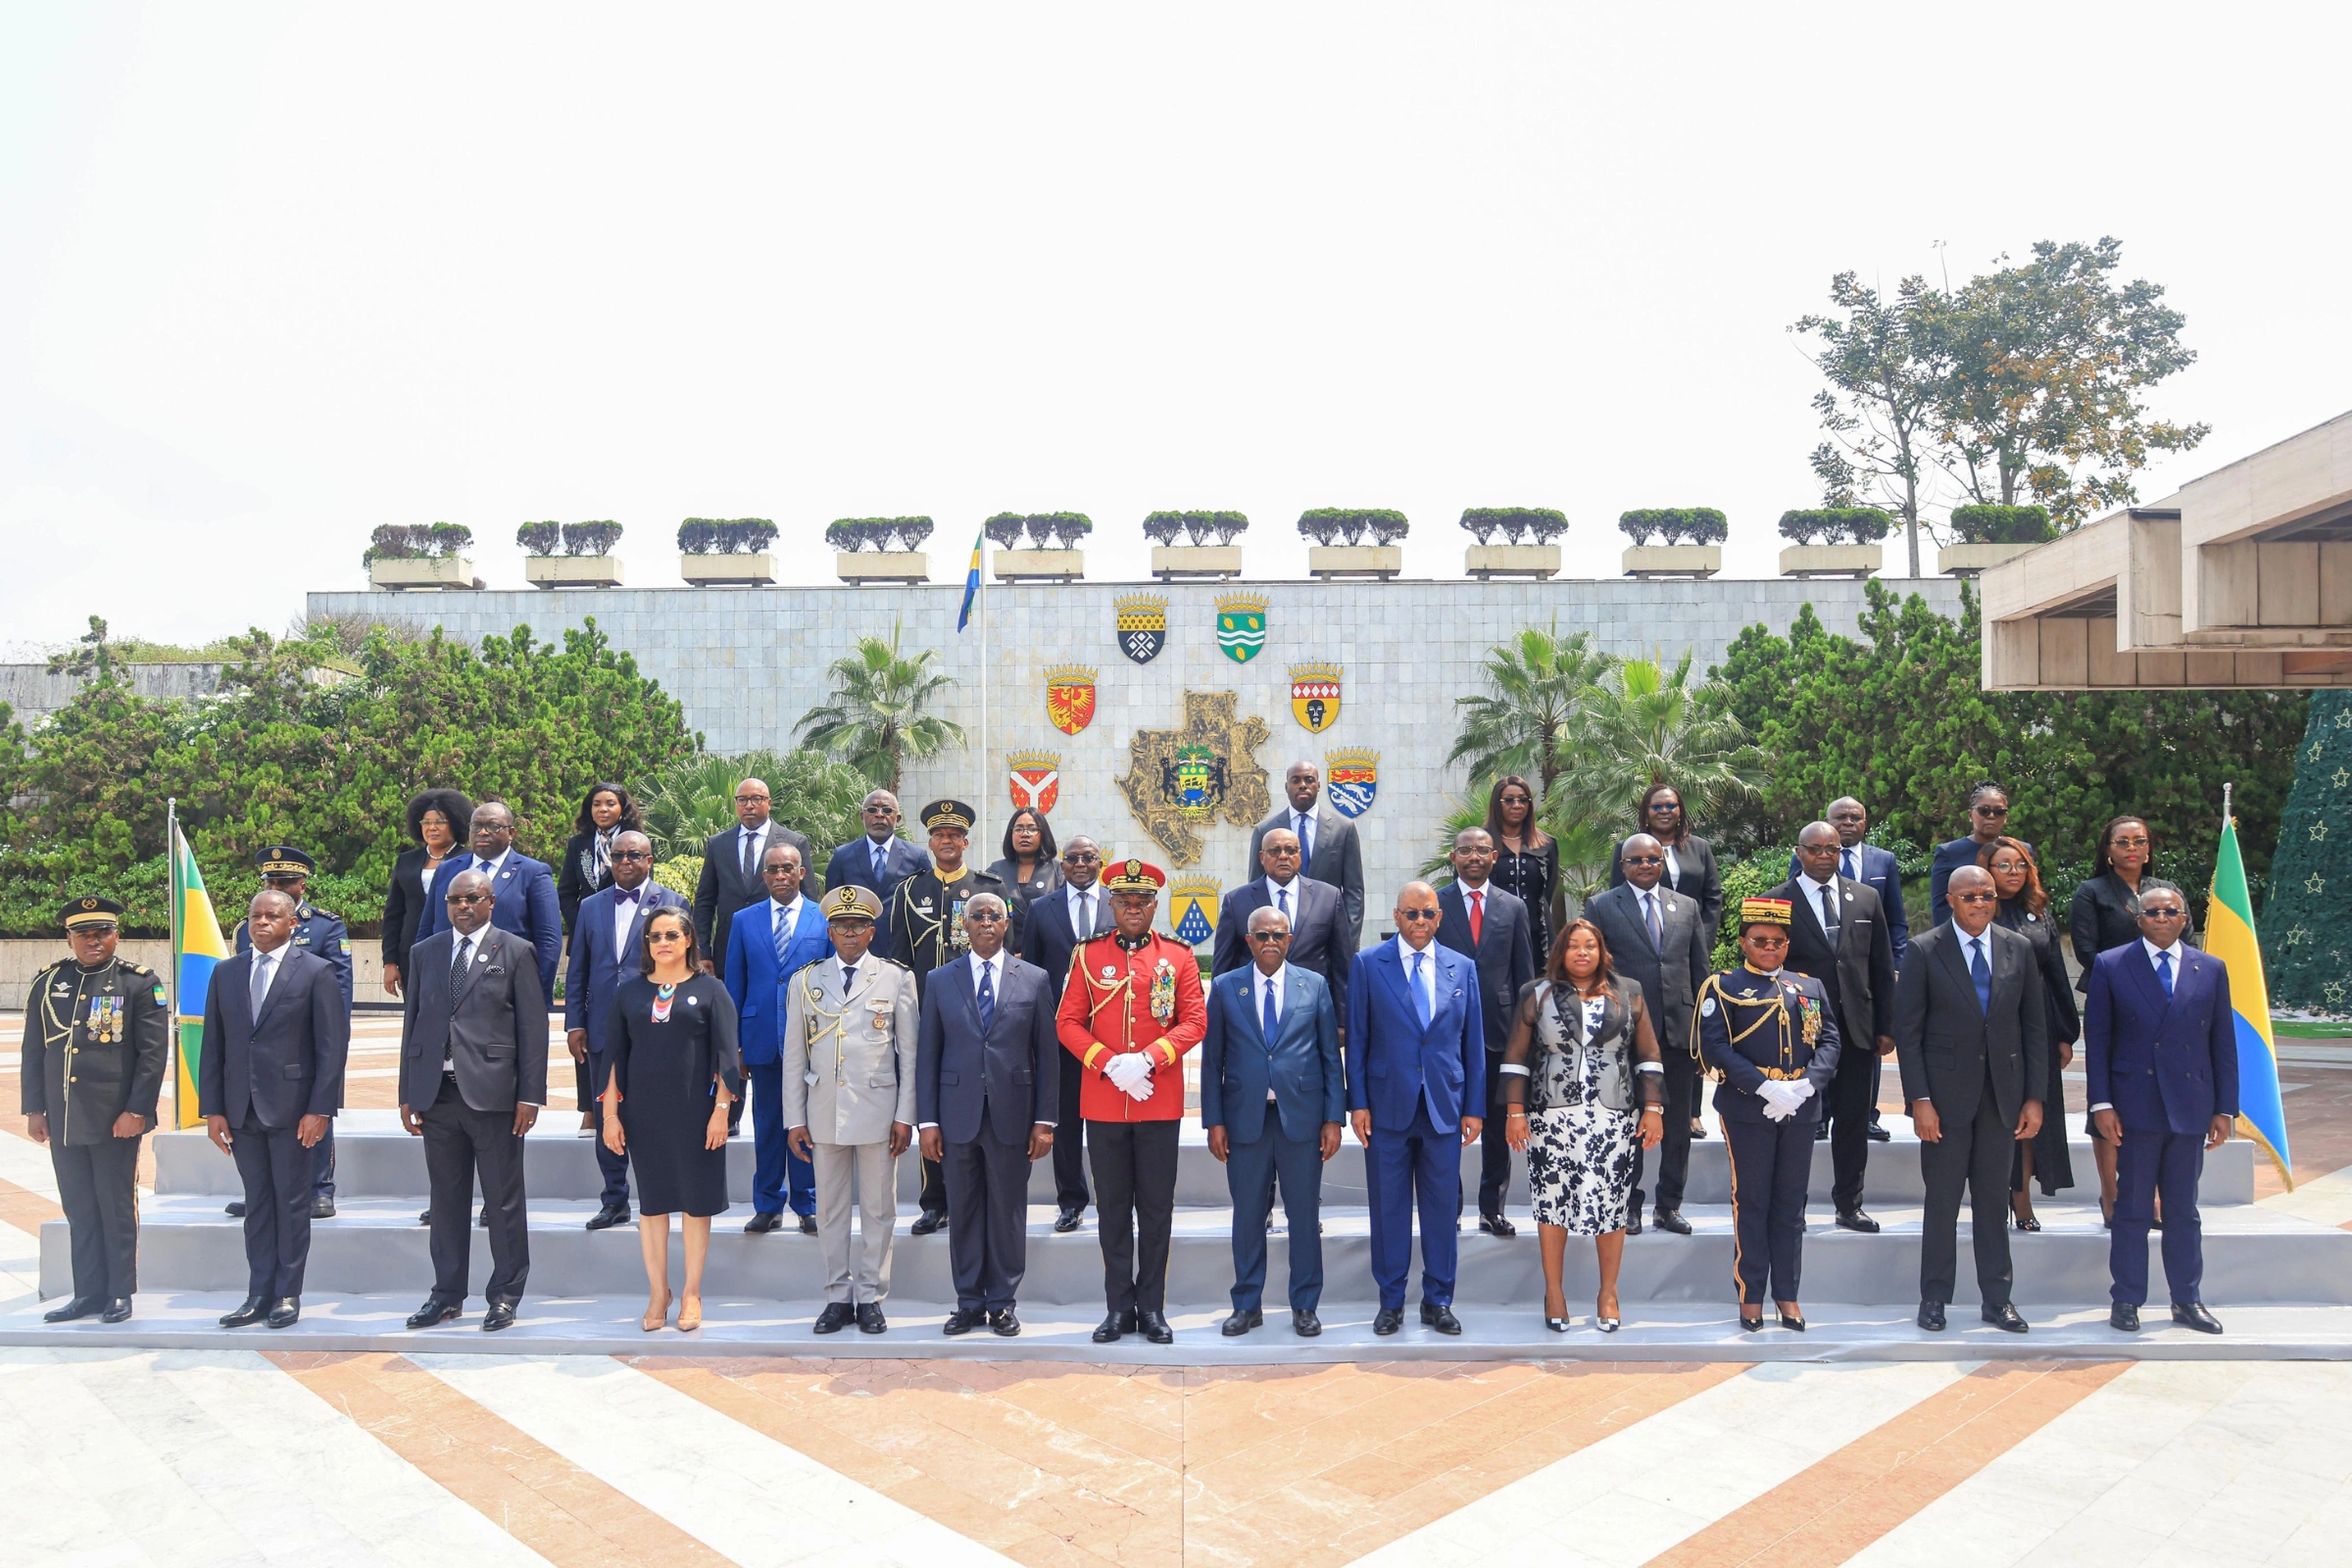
[1469,889,1484,947]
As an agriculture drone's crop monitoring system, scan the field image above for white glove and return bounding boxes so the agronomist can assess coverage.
[1755,1081,1800,1119]
[1785,1080,1816,1107]
[1125,1071,1156,1102]
[1104,1053,1152,1097]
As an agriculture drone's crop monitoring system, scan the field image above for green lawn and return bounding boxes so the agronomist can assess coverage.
[2275,1020,2352,1039]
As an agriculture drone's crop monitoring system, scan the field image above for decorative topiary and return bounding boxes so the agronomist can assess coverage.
[1298,509,1409,548]
[365,522,472,567]
[1145,511,1250,547]
[563,520,623,556]
[1618,508,1729,547]
[985,513,1092,550]
[1777,507,1891,546]
[677,518,775,554]
[828,517,933,552]
[677,518,720,554]
[515,521,562,556]
[1948,504,2057,545]
[1460,508,1568,546]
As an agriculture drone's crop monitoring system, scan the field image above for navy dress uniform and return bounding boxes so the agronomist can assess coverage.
[1693,898,1843,1321]
[22,897,171,1322]
[230,847,353,1216]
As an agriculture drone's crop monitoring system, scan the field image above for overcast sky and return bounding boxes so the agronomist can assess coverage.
[6,4,2346,652]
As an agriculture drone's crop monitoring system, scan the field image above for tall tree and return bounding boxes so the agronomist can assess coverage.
[2256,692,2352,1016]
[1792,273,1944,577]
[1925,237,2208,528]
[794,620,966,792]
[1445,622,1608,807]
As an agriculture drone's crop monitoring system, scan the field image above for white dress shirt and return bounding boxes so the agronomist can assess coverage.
[473,848,512,881]
[1065,882,1102,936]
[737,822,767,868]
[250,947,281,1010]
[1802,870,1839,933]
[2088,938,2186,1115]
[612,883,649,956]
[1262,873,1301,920]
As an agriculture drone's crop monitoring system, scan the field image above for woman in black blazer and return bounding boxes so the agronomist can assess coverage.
[1487,775,1561,964]
[380,788,472,1000]
[558,781,645,933]
[1605,783,1723,932]
[2068,814,2162,1223]
[1982,838,2080,1231]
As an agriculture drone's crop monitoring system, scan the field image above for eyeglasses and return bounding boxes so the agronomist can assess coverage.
[2140,906,2187,920]
[1974,804,2009,817]
[734,793,769,805]
[1951,892,1998,905]
[448,893,493,905]
[1396,909,1440,922]
[966,910,1005,923]
[612,850,651,862]
[2112,835,2149,849]
[1247,930,1290,943]
[647,929,686,944]
[1063,851,1100,864]
[761,862,800,875]
[1624,855,1663,866]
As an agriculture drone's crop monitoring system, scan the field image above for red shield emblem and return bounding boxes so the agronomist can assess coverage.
[1045,664,1098,736]
[1007,750,1061,814]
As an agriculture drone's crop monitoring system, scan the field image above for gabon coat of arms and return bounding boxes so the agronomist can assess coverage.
[1114,690,1272,866]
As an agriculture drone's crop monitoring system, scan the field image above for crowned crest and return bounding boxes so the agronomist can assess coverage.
[1326,747,1379,818]
[1044,664,1098,736]
[1288,662,1343,733]
[1006,748,1061,814]
[1215,592,1268,663]
[1165,875,1220,948]
[1115,690,1273,865]
[1115,592,1168,665]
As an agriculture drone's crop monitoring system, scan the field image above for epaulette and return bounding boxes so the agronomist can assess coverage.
[120,960,154,977]
[876,956,911,972]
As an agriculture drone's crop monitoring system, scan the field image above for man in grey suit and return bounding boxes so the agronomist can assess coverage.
[785,885,920,1335]
[693,775,815,975]
[1249,760,1366,944]
[1582,833,1711,1234]
[1202,906,1345,1337]
[1894,864,2047,1333]
[1436,829,1536,1233]
[916,893,1058,1337]
[200,890,350,1330]
[1211,827,1349,1024]
[398,869,548,1333]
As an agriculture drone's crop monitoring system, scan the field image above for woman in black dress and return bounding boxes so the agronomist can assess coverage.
[1980,838,2080,1230]
[558,781,643,933]
[984,806,1063,917]
[380,789,470,1001]
[1486,775,1559,962]
[601,906,742,1332]
[2070,815,2157,1222]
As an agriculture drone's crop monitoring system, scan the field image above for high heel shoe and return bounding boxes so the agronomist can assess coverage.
[678,1297,703,1332]
[1593,1317,1620,1334]
[1544,1316,1571,1333]
[642,1292,672,1332]
[1739,1313,1765,1333]
[2014,1212,2042,1233]
[1778,1310,1808,1332]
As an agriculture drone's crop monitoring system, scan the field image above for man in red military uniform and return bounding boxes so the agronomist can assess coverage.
[1056,858,1206,1345]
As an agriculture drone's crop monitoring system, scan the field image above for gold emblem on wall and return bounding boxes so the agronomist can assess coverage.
[1114,690,1272,866]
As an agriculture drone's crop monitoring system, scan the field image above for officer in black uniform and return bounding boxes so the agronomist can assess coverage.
[1694,897,1842,1332]
[879,799,1010,1234]
[22,896,171,1323]
[227,846,353,1219]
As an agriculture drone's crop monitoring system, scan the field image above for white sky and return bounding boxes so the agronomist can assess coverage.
[5,3,2347,651]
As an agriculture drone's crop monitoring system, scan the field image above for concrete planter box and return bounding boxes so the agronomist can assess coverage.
[1465,544,1561,580]
[1308,545,1403,580]
[1939,541,2040,576]
[993,548,1084,582]
[837,551,929,584]
[1778,544,1883,579]
[368,557,475,591]
[681,553,775,586]
[1151,545,1243,581]
[522,555,624,590]
[1622,545,1722,578]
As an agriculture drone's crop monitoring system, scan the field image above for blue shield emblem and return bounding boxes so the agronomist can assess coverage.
[1326,748,1378,818]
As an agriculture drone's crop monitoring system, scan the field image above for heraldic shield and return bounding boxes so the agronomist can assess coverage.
[1326,747,1378,818]
[1006,749,1060,814]
[1166,875,1219,947]
[1116,592,1166,664]
[1045,665,1097,736]
[1216,592,1268,663]
[1289,662,1342,732]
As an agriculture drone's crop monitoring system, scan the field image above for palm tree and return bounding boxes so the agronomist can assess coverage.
[794,620,966,792]
[1446,622,1610,806]
[1549,651,1764,838]
[633,748,874,868]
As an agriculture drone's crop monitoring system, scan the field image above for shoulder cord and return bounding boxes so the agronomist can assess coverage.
[796,969,863,1054]
[1690,972,1795,1078]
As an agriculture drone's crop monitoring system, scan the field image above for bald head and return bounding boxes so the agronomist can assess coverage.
[1395,880,1441,952]
[446,868,494,936]
[1946,864,1998,936]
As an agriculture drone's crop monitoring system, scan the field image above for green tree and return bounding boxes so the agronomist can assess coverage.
[794,621,966,792]
[1445,622,1608,807]
[1551,652,1764,842]
[2262,692,2352,1015]
[633,748,877,876]
[1793,273,1945,577]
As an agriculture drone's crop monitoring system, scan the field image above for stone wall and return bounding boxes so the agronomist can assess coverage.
[0,662,228,725]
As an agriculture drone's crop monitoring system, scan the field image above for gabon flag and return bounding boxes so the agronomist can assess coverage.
[2208,791,2292,1188]
[171,824,230,1130]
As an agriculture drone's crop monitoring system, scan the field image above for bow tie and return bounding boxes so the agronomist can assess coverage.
[615,889,639,905]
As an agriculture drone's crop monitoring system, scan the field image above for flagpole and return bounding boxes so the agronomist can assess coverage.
[978,532,989,811]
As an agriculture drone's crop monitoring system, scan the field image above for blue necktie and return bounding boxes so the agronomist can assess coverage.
[250,952,272,1017]
[1968,936,1991,1013]
[1409,950,1431,1027]
[977,959,995,1032]
[872,838,887,877]
[1643,890,1663,951]
[1262,975,1280,1044]
[2157,951,2174,999]
[773,903,793,965]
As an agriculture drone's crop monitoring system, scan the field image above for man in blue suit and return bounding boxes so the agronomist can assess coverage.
[200,890,349,1330]
[1347,880,1485,1336]
[1791,798,1909,1145]
[2084,880,2237,1335]
[723,841,831,1235]
[416,801,563,1001]
[1203,905,1344,1338]
[564,830,686,1231]
[823,789,929,904]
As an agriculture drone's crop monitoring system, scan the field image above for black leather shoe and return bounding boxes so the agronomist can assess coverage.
[220,1296,270,1328]
[1652,1207,1692,1236]
[406,1298,461,1330]
[745,1210,783,1235]
[1981,1302,2029,1334]
[1420,1302,1462,1336]
[1091,1312,1125,1344]
[312,1196,336,1219]
[943,1307,985,1336]
[798,1213,817,1235]
[1740,1313,1765,1333]
[909,1207,947,1236]
[1814,1120,1831,1141]
[477,1210,491,1229]
[46,1297,104,1323]
[1373,1306,1404,1336]
[2110,1301,2140,1332]
[2172,1301,2224,1335]
[1866,1119,1891,1143]
[1836,1208,1881,1234]
[1293,1309,1321,1337]
[1053,1206,1084,1234]
[1221,1307,1262,1337]
[1917,1300,1946,1332]
[224,1200,247,1218]
[989,1308,1021,1337]
[585,1204,630,1231]
[1623,1208,1644,1237]
[481,1301,516,1332]
[813,1302,856,1334]
[1477,1212,1517,1238]
[1690,1119,1707,1139]
[1139,1309,1173,1345]
[266,1298,302,1329]
[98,1298,132,1323]
[1778,1310,1806,1332]
[857,1302,888,1335]
[419,1209,433,1225]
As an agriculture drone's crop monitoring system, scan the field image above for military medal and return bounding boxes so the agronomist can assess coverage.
[1151,958,1176,1021]
[1799,996,1823,1046]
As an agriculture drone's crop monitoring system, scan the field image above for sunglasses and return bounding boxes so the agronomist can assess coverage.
[1974,804,2010,816]
[2140,906,2187,919]
[612,850,651,862]
[1397,909,1440,922]
[1951,892,1998,905]
[1624,855,1663,866]
[448,893,493,905]
[647,929,687,944]
[1063,852,1101,864]
[1247,930,1290,943]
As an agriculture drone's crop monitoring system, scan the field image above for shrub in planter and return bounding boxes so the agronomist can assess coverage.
[1460,508,1568,546]
[678,517,776,554]
[1298,509,1409,547]
[985,513,1093,550]
[1618,508,1728,547]
[1949,504,2057,545]
[829,516,933,552]
[1145,511,1250,547]
[1777,507,1891,546]
[515,520,563,556]
[563,520,623,556]
[889,516,934,551]
[364,521,473,566]
[677,518,719,555]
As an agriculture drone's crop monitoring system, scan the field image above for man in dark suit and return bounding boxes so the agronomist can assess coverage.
[1771,820,1897,1232]
[398,869,549,1333]
[916,892,1058,1337]
[1792,797,1910,1145]
[414,801,564,1002]
[227,845,353,1219]
[724,841,834,1235]
[1893,865,2047,1333]
[1582,832,1711,1234]
[822,789,929,905]
[1019,834,1112,1232]
[1348,881,1485,1337]
[2084,880,2237,1335]
[1211,827,1350,1022]
[1250,760,1366,944]
[564,830,686,1231]
[1435,829,1534,1235]
[1203,905,1345,1337]
[200,890,350,1330]
[692,775,814,976]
